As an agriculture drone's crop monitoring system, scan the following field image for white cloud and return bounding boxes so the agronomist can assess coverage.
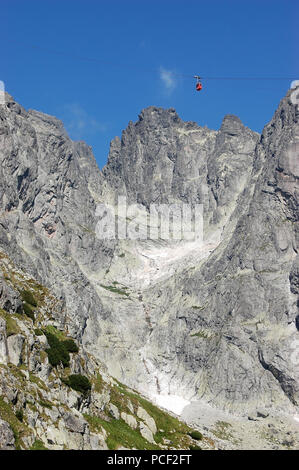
[62,103,106,139]
[159,67,177,94]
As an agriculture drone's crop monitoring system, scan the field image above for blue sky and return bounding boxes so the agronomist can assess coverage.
[2,0,298,168]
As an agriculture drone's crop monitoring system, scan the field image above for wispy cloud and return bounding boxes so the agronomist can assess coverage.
[61,103,107,140]
[159,67,177,95]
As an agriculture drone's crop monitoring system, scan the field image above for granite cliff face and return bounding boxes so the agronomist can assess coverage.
[0,89,298,449]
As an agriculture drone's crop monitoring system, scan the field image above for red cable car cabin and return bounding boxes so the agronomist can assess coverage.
[196,82,203,91]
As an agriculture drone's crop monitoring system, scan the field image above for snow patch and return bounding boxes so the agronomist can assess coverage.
[152,394,191,415]
[129,232,221,289]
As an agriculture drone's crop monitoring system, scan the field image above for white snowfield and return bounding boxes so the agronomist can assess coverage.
[128,230,221,289]
[152,394,191,416]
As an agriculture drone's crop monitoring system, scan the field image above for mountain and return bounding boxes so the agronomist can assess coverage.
[0,89,298,449]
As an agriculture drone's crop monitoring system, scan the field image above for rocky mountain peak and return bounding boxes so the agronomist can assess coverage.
[220,114,245,135]
[27,109,67,136]
[137,106,182,128]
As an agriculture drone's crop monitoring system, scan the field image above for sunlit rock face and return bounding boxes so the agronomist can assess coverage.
[0,88,298,430]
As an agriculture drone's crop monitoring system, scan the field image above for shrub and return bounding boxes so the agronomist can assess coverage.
[0,309,20,336]
[30,439,48,450]
[63,338,79,353]
[44,331,70,368]
[66,374,91,395]
[15,409,23,422]
[22,303,35,321]
[100,284,129,297]
[44,325,65,341]
[188,430,203,441]
[21,290,37,307]
[34,328,44,336]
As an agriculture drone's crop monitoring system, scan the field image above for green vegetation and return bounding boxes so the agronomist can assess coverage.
[84,414,159,450]
[78,224,95,235]
[108,385,133,415]
[44,331,70,368]
[92,372,104,393]
[29,373,48,392]
[191,330,210,339]
[19,288,38,322]
[20,289,37,307]
[0,308,20,336]
[135,395,193,446]
[34,328,44,336]
[39,399,53,409]
[0,396,29,449]
[15,409,24,422]
[43,327,78,368]
[64,374,91,395]
[100,284,130,297]
[30,439,48,450]
[191,301,209,311]
[22,302,35,321]
[188,430,203,440]
[62,338,79,353]
[44,325,66,341]
[7,363,28,384]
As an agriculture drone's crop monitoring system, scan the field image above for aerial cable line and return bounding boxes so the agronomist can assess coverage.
[200,76,298,80]
[6,38,192,77]
[5,38,298,81]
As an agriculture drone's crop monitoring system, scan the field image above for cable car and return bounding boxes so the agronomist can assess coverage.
[194,75,203,91]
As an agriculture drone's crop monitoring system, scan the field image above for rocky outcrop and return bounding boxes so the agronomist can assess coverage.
[0,278,23,314]
[0,317,8,365]
[0,419,15,450]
